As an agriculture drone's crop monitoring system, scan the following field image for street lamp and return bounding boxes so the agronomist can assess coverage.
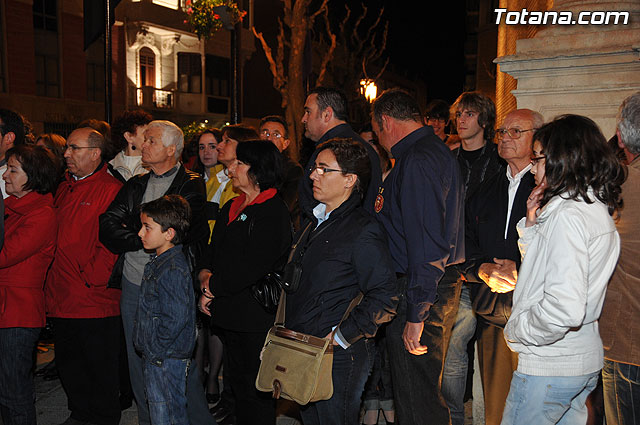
[360,79,378,102]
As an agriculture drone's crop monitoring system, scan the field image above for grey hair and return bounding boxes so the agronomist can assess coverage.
[617,92,640,155]
[148,120,184,159]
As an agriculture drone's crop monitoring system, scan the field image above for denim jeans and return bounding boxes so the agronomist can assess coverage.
[602,359,640,425]
[501,371,599,425]
[300,338,374,425]
[142,358,190,425]
[0,327,41,425]
[362,327,394,412]
[387,271,462,425]
[442,284,476,425]
[121,277,214,425]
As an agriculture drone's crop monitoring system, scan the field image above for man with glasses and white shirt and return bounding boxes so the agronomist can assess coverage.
[462,109,543,425]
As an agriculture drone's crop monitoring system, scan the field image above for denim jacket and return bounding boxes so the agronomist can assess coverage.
[133,244,196,364]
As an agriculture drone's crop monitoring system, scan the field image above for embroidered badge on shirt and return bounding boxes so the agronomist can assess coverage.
[374,187,384,213]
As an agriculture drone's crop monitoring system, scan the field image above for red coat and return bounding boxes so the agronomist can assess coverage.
[0,192,56,328]
[45,165,123,318]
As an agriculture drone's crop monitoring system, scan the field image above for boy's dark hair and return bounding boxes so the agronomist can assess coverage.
[140,195,192,245]
[372,88,422,127]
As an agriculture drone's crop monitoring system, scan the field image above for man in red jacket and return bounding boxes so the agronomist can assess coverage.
[45,127,123,425]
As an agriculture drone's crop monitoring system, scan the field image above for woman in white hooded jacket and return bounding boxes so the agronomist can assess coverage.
[501,115,625,425]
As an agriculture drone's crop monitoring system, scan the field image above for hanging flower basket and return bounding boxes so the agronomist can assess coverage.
[183,0,247,39]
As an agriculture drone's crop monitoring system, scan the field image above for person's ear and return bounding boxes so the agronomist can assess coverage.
[124,131,134,144]
[282,138,291,151]
[164,227,176,242]
[617,129,625,150]
[323,107,333,122]
[344,173,357,189]
[167,144,177,159]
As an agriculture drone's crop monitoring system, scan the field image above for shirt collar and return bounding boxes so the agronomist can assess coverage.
[216,167,230,184]
[506,163,532,184]
[151,163,180,179]
[312,203,332,228]
[390,126,434,159]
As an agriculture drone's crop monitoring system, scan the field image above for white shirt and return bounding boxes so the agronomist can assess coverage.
[504,164,532,239]
[212,167,231,204]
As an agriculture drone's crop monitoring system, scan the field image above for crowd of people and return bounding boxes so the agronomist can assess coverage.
[0,86,638,425]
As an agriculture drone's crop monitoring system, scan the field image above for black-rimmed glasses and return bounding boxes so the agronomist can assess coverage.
[531,155,546,165]
[309,166,344,175]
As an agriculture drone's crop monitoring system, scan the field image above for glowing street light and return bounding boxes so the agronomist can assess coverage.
[360,79,378,102]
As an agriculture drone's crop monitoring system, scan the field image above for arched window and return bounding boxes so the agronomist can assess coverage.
[139,47,155,87]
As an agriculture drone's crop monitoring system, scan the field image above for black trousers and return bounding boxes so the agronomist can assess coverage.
[220,329,275,425]
[387,270,462,425]
[53,316,121,425]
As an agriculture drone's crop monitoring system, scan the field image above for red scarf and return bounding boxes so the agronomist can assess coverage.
[227,188,277,225]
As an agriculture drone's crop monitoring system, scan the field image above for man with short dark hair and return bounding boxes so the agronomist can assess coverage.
[259,115,302,227]
[0,109,27,198]
[99,120,213,425]
[372,88,465,425]
[46,127,124,425]
[299,87,382,216]
[600,91,640,425]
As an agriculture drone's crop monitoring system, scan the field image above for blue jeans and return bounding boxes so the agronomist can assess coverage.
[501,371,599,425]
[300,338,375,425]
[442,284,476,425]
[602,359,640,425]
[143,358,189,425]
[121,277,214,425]
[0,327,40,425]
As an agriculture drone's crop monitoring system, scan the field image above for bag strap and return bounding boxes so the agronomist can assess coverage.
[330,292,363,341]
[274,222,314,326]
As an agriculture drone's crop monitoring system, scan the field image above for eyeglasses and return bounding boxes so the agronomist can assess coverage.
[261,130,283,139]
[64,144,97,152]
[531,155,546,165]
[496,128,535,140]
[310,166,344,176]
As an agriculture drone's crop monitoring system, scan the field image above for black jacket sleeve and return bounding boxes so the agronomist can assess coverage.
[99,178,144,255]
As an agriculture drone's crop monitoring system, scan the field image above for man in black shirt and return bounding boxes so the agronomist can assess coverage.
[299,87,382,217]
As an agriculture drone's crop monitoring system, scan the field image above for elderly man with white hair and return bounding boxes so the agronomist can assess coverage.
[99,120,213,425]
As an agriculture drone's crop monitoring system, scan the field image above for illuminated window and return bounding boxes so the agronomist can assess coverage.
[178,52,201,93]
[139,47,156,87]
[152,0,178,10]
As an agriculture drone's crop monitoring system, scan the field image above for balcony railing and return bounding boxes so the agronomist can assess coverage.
[136,86,175,110]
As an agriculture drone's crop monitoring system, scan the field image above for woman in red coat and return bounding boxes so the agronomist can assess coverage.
[0,145,59,425]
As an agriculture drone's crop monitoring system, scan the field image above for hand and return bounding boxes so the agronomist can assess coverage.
[198,294,212,316]
[478,258,517,293]
[526,182,546,227]
[403,322,428,355]
[198,269,212,291]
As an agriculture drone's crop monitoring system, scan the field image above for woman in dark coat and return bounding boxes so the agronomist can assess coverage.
[197,139,292,425]
[285,138,398,425]
[0,145,59,425]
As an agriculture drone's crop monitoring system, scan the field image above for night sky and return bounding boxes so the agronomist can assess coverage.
[382,1,467,104]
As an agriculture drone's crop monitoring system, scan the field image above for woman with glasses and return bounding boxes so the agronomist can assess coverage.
[0,145,59,425]
[285,138,398,425]
[197,139,292,425]
[500,115,625,425]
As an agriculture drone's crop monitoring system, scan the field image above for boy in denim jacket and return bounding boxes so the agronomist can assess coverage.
[133,195,196,425]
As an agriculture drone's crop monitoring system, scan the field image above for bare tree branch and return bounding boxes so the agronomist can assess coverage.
[316,5,336,86]
[252,28,285,91]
